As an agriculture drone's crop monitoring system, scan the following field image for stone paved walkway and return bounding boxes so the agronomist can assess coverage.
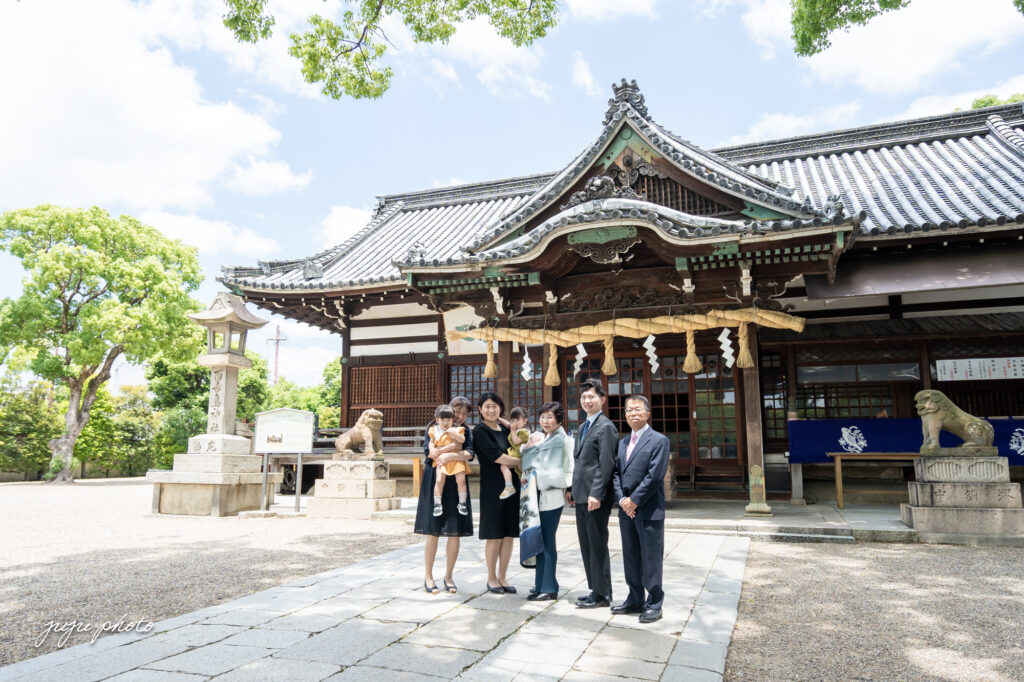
[0,528,748,681]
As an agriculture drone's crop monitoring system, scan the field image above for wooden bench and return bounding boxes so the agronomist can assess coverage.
[826,452,919,509]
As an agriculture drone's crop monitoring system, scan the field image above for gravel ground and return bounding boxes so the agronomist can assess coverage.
[727,541,1024,682]
[0,479,419,666]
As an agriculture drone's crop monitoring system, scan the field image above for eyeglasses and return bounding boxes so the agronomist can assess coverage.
[624,407,648,414]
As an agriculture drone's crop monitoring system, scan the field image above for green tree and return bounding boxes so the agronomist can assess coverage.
[73,387,117,476]
[791,1,1024,56]
[148,347,270,458]
[970,93,1024,109]
[110,385,161,477]
[266,378,320,412]
[316,357,343,429]
[0,205,203,482]
[0,374,62,479]
[222,0,558,99]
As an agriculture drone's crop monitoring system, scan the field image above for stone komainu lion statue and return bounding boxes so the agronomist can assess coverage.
[333,409,384,460]
[915,389,994,455]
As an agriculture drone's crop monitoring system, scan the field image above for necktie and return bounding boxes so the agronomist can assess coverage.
[578,419,591,444]
[626,431,639,461]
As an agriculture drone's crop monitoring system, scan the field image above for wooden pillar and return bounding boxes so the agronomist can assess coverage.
[497,341,513,411]
[743,327,772,516]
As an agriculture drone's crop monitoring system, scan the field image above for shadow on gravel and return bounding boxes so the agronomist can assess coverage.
[726,542,1024,682]
[0,533,416,666]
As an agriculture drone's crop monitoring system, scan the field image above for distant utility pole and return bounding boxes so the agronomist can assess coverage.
[267,324,287,384]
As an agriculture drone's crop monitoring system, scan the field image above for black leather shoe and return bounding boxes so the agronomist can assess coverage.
[610,602,644,615]
[639,607,663,623]
[574,594,593,605]
[529,587,538,595]
[576,595,610,609]
[527,592,557,601]
[486,584,505,594]
[502,585,517,594]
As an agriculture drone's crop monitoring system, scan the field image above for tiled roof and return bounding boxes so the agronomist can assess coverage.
[399,197,859,270]
[220,91,1024,293]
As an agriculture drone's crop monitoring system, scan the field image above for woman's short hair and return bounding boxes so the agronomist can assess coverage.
[434,404,455,420]
[449,396,471,410]
[579,379,606,398]
[538,401,564,424]
[477,391,505,416]
[509,406,528,421]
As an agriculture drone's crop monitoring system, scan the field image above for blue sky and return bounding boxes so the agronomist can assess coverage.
[2,0,1024,388]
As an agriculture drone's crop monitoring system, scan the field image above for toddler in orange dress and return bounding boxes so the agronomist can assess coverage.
[430,404,469,516]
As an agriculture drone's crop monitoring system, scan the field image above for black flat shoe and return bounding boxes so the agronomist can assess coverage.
[502,585,517,594]
[486,584,505,594]
[424,580,439,594]
[529,587,538,595]
[527,592,557,601]
[610,602,644,615]
[443,580,457,594]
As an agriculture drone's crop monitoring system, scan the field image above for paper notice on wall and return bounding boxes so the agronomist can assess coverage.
[443,306,490,356]
[935,357,1024,381]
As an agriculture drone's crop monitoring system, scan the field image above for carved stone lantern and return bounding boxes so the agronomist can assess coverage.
[147,293,281,517]
[187,293,267,437]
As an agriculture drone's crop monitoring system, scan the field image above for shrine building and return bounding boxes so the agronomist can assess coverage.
[220,81,1024,506]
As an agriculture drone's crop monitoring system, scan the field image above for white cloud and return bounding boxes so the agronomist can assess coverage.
[722,102,862,145]
[145,0,343,98]
[431,177,469,188]
[318,206,372,249]
[225,159,313,196]
[0,0,303,212]
[801,0,1024,95]
[891,73,1024,120]
[739,0,791,61]
[141,212,280,259]
[384,16,551,100]
[430,59,461,88]
[571,51,602,97]
[564,0,657,22]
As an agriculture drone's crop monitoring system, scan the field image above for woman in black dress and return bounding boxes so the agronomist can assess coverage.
[474,392,521,593]
[414,396,474,594]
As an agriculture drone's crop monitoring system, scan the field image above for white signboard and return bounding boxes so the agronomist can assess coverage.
[254,408,315,454]
[935,357,1024,382]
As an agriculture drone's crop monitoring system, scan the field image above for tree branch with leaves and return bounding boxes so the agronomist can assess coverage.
[222,0,557,99]
[0,206,203,482]
[791,0,1024,57]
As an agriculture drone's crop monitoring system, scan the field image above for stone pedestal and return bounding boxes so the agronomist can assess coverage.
[307,458,401,519]
[146,434,282,517]
[900,454,1024,545]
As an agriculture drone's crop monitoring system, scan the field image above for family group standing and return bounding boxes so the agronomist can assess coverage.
[412,379,669,624]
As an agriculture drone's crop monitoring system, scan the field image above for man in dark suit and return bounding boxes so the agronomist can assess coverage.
[568,379,619,609]
[611,394,669,624]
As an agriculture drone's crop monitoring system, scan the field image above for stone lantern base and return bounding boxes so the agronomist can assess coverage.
[146,434,282,517]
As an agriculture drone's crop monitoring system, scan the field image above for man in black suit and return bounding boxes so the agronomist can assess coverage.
[568,379,618,609]
[611,394,669,624]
